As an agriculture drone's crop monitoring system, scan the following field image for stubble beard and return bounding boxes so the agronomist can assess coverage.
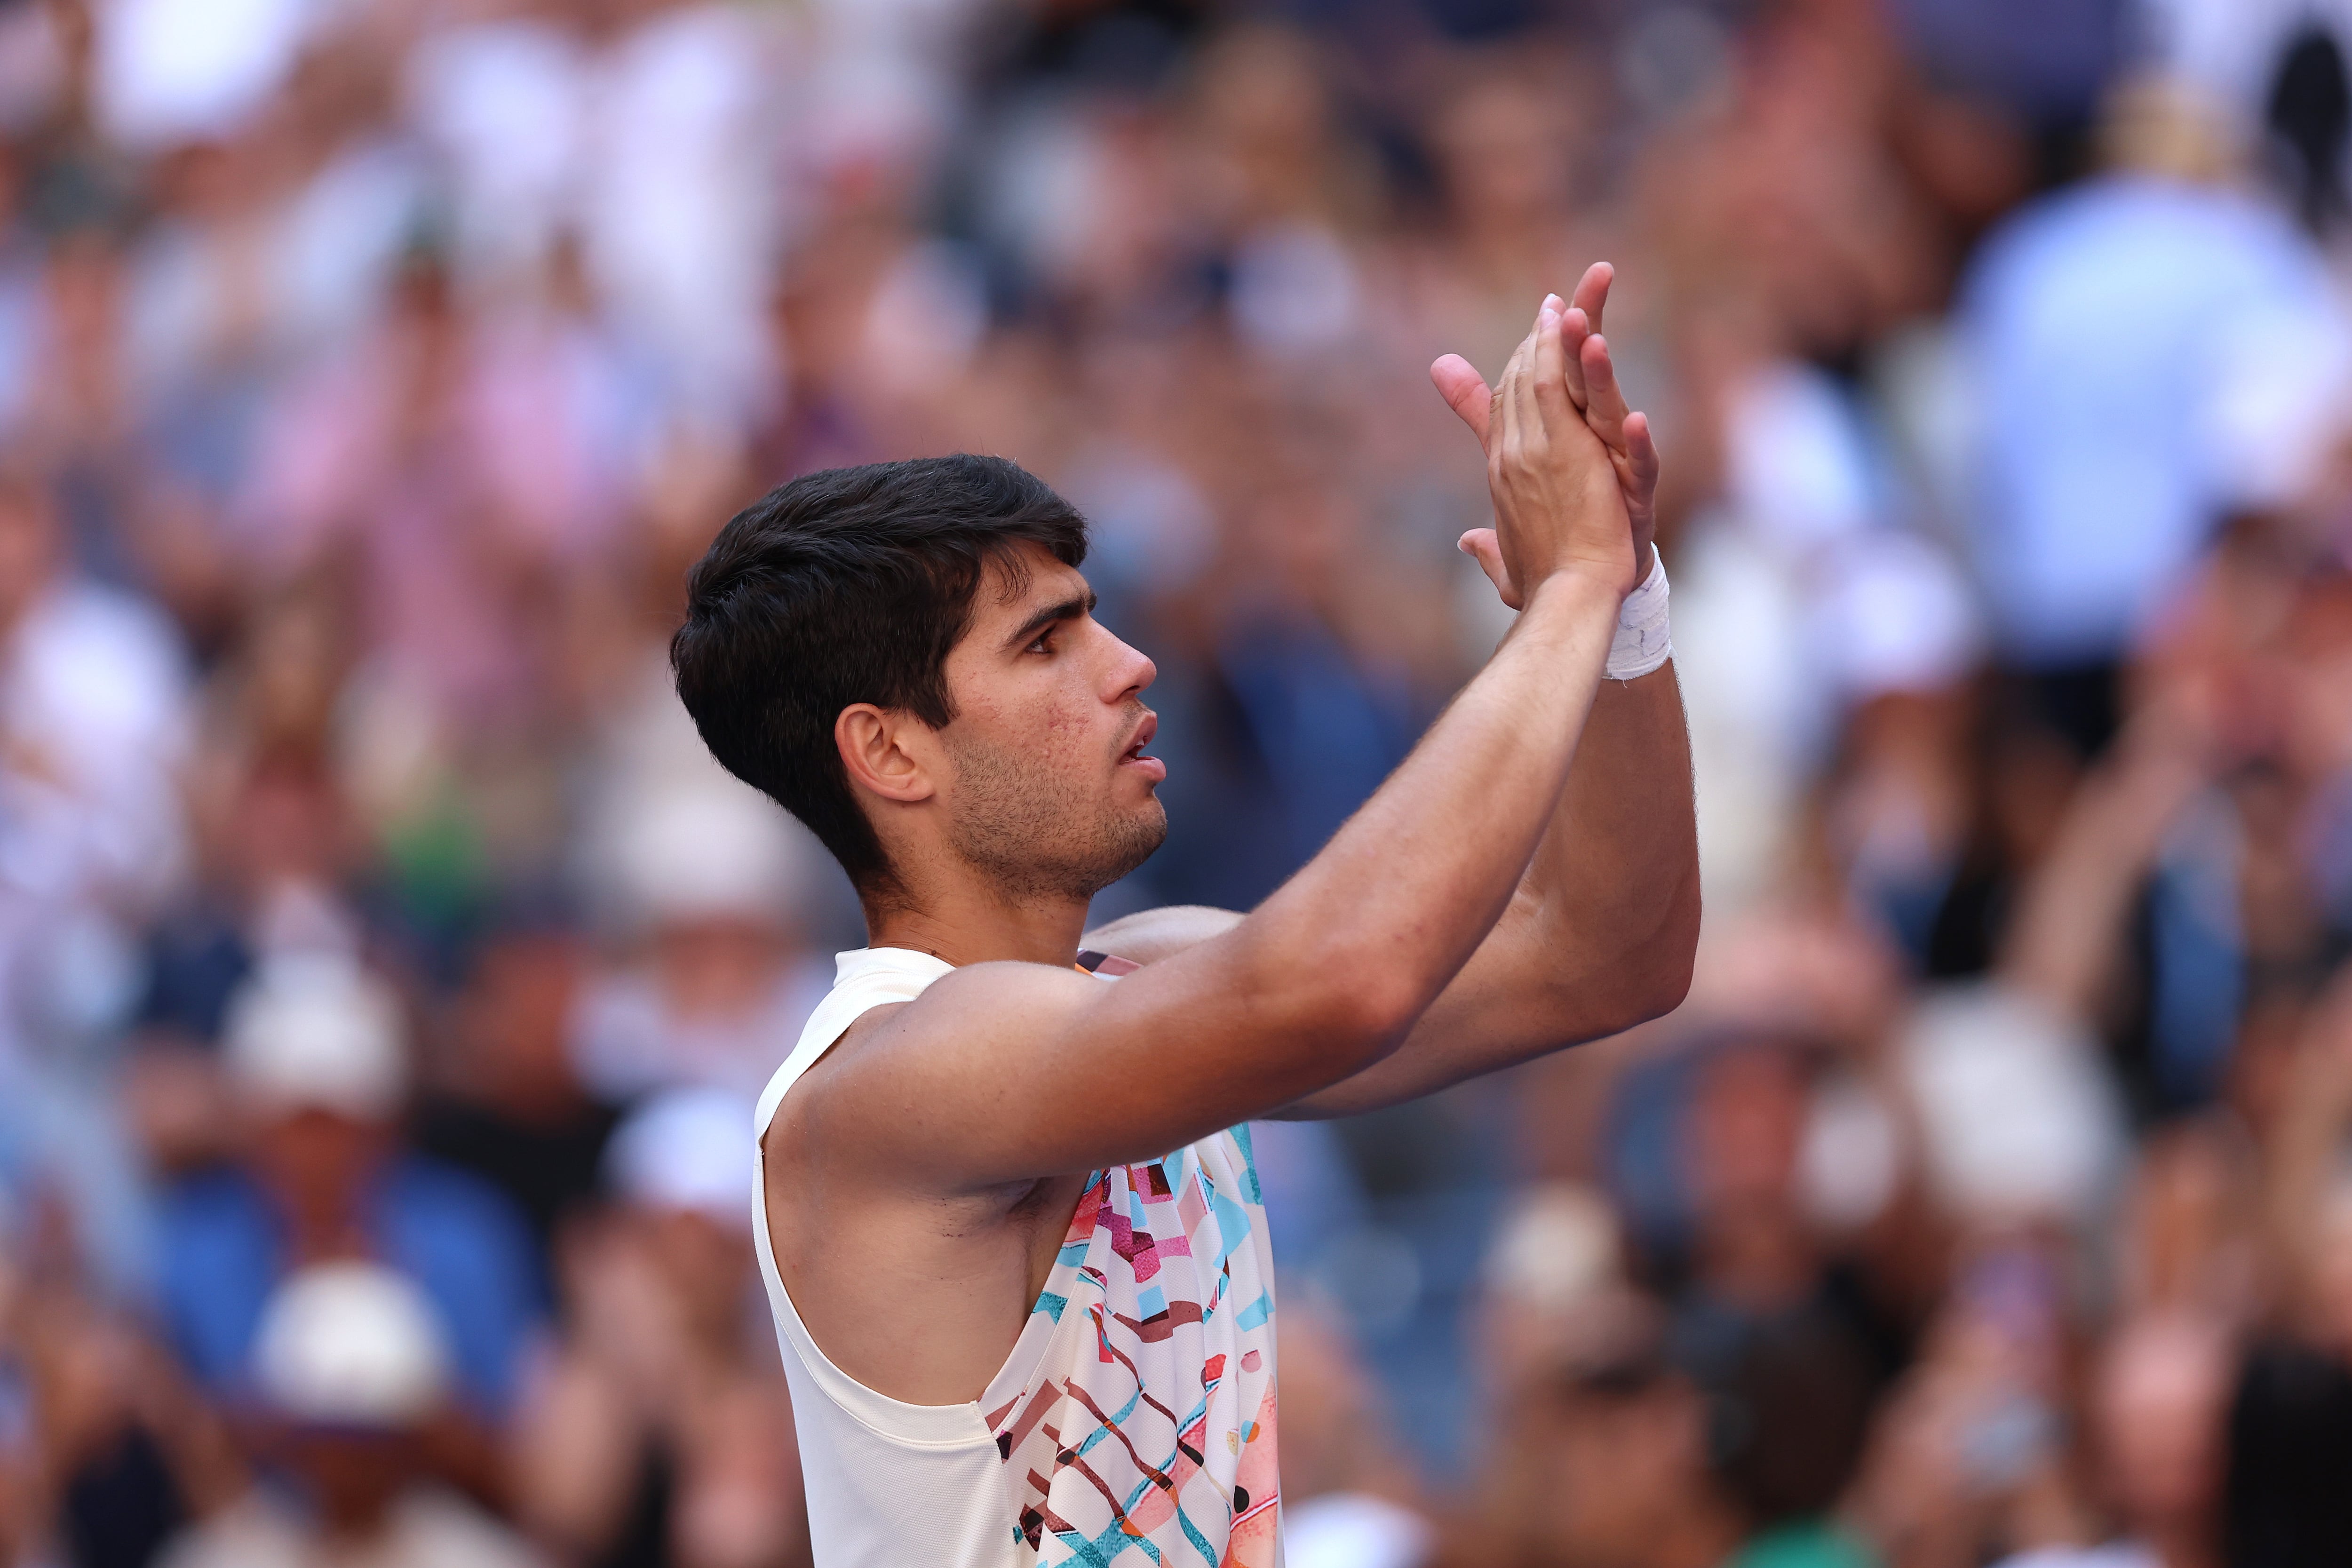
[942,731,1168,904]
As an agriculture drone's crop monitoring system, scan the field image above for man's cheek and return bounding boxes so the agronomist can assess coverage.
[1034,691,1093,757]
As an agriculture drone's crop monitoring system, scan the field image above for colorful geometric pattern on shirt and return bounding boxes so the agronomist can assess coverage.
[983,1127,1279,1568]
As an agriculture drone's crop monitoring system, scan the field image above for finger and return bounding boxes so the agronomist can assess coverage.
[1625,409,1660,497]
[1581,332,1632,452]
[1497,318,1538,455]
[1561,305,1592,411]
[1458,527,1521,610]
[1623,409,1660,568]
[1570,262,1613,337]
[1509,311,1549,450]
[1564,261,1612,411]
[1430,354,1492,447]
[1532,302,1571,426]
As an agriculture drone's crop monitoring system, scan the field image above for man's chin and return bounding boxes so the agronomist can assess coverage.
[1094,802,1168,890]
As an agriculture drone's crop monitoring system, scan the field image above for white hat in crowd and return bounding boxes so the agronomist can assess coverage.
[603,1086,758,1231]
[1482,1181,1622,1318]
[1901,981,2125,1227]
[253,1262,451,1428]
[95,0,314,150]
[222,954,408,1122]
[610,781,811,929]
[1812,530,1986,705]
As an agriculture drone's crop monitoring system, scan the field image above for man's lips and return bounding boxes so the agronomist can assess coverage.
[1119,714,1165,779]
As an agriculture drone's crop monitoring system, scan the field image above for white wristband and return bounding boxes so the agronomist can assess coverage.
[1606,555,1671,680]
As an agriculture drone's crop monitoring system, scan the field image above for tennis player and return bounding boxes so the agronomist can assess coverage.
[672,263,1698,1567]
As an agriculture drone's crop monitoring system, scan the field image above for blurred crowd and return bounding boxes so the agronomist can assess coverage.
[4,0,2352,1565]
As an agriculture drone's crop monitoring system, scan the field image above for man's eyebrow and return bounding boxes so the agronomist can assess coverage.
[1002,589,1097,652]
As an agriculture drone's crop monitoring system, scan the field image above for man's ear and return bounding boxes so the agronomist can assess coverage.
[836,704,937,805]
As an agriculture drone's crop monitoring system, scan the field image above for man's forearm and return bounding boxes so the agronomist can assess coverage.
[1217,569,1626,1043]
[1521,660,1698,1018]
[1266,658,1694,1121]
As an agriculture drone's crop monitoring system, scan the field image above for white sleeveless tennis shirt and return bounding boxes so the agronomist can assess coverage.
[752,947,1283,1568]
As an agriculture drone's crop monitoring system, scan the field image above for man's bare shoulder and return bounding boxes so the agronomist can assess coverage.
[770,962,1109,1187]
[861,907,1246,1081]
[817,907,1244,1089]
[777,913,1250,1192]
[803,961,1106,1098]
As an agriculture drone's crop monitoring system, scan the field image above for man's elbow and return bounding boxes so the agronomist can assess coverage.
[1633,880,1702,1022]
[1557,878,1699,1035]
[1248,946,1422,1076]
[1318,965,1428,1054]
[1635,905,1699,1023]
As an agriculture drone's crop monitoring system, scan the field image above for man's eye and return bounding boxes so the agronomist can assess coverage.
[1028,630,1055,654]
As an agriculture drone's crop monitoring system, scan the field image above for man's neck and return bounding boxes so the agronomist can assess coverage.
[865,888,1091,970]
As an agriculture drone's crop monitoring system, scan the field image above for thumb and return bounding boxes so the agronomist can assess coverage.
[1459,528,1521,610]
[1431,354,1493,447]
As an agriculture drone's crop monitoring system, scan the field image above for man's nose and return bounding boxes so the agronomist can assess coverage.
[1110,637,1156,700]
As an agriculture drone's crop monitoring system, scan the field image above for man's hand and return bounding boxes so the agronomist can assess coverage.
[1433,263,1661,607]
[1443,293,1637,606]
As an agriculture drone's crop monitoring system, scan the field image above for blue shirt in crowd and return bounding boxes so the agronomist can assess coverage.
[154,1155,540,1416]
[1962,174,2348,667]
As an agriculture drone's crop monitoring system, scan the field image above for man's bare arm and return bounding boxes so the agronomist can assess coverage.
[804,307,1641,1188]
[1274,661,1695,1117]
[1279,265,1699,1115]
[1080,655,1695,1122]
[1081,271,1697,1119]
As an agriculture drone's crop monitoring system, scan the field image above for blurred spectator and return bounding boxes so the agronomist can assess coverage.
[572,782,831,1106]
[1273,1299,1431,1568]
[1668,1043,1888,1567]
[0,453,186,1298]
[1958,75,2352,752]
[2222,970,2352,1566]
[512,1088,807,1568]
[412,898,619,1272]
[1891,0,2122,149]
[1994,1312,2231,1568]
[93,0,314,154]
[6,1269,243,1568]
[0,453,188,1033]
[1899,987,2122,1227]
[238,247,619,737]
[578,0,782,428]
[136,731,358,1035]
[405,8,594,297]
[2142,0,2352,238]
[155,955,540,1416]
[1451,1285,1742,1568]
[1849,1253,2087,1568]
[1703,1308,1883,1568]
[158,1260,547,1568]
[410,0,783,424]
